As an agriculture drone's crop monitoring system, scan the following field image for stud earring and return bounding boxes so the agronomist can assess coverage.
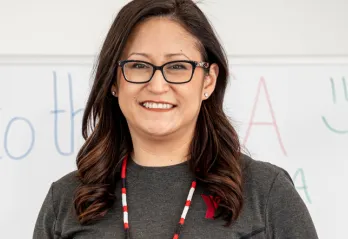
[204,92,209,98]
[112,91,116,96]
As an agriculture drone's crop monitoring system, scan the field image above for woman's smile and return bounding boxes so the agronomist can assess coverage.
[139,100,177,112]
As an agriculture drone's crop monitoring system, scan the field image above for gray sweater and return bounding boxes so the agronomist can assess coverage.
[33,154,318,239]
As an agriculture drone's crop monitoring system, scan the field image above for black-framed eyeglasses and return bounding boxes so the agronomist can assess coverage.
[117,60,210,84]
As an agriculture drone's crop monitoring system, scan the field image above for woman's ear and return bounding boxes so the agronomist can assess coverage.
[202,63,219,100]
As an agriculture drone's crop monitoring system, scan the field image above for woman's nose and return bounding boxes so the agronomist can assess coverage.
[146,69,170,94]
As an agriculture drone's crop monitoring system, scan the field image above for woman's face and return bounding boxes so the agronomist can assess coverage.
[112,17,218,138]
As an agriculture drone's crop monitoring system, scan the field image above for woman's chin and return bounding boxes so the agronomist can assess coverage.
[142,125,176,137]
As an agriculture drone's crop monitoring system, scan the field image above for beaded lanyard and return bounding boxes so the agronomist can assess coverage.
[121,155,197,239]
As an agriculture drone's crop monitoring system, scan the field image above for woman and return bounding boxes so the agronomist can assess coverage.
[34,0,318,238]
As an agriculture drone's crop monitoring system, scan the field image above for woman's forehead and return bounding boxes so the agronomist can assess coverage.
[122,17,202,60]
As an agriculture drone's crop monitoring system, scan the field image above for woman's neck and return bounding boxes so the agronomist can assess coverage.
[129,128,194,167]
[130,146,189,167]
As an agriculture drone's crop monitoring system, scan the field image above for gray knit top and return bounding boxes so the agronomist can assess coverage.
[33,154,318,239]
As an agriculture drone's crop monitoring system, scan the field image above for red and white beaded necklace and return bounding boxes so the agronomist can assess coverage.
[121,155,197,239]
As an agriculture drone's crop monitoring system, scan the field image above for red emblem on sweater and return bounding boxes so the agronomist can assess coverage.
[201,194,220,219]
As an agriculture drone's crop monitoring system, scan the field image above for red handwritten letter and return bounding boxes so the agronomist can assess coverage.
[243,77,287,156]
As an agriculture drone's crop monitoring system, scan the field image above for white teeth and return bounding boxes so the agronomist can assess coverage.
[142,102,174,109]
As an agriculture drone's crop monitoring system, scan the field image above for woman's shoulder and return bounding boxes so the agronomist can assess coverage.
[240,153,294,194]
[54,170,80,186]
[238,154,318,238]
[50,170,81,202]
[35,170,81,230]
[240,153,290,175]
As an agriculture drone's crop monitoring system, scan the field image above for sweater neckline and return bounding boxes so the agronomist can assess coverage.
[127,155,189,172]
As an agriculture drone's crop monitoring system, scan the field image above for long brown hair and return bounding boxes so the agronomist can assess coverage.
[74,0,243,227]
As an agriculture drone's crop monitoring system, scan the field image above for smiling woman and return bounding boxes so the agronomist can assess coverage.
[33,0,318,239]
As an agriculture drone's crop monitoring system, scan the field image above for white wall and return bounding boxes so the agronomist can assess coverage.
[1,1,347,239]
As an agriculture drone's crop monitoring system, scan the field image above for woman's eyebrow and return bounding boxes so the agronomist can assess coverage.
[127,52,149,59]
[164,53,190,60]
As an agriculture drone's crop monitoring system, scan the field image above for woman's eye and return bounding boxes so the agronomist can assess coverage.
[133,63,146,68]
[170,64,186,70]
[129,63,149,69]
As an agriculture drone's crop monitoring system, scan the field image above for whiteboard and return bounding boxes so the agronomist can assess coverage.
[0,56,347,239]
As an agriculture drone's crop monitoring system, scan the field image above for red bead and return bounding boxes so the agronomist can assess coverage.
[179,218,185,224]
[123,206,128,212]
[124,223,129,229]
[121,155,128,178]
